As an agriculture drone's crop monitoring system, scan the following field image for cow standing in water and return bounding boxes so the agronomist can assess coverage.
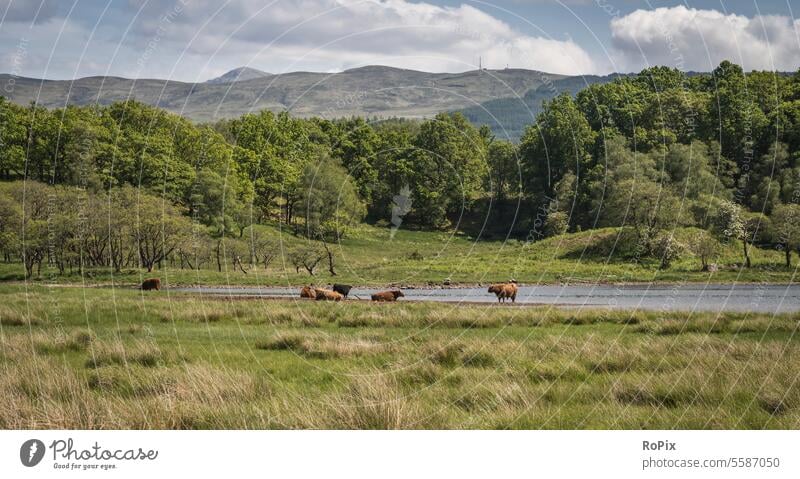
[332,284,353,298]
[488,282,518,303]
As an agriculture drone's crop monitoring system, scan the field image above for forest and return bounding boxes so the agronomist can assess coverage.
[1,60,799,278]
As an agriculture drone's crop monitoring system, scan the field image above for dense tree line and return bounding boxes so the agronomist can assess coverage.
[516,61,800,265]
[0,60,799,276]
[0,180,330,277]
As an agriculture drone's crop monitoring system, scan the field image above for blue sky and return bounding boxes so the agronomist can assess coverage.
[1,0,798,81]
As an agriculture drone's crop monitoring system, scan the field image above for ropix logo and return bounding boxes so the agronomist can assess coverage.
[20,439,45,467]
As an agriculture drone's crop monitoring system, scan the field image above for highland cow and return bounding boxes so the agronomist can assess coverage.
[314,289,344,301]
[371,290,404,302]
[141,278,161,291]
[300,286,317,299]
[487,282,517,303]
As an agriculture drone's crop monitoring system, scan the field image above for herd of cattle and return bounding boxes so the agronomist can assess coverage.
[299,284,405,302]
[140,278,519,303]
[298,281,518,303]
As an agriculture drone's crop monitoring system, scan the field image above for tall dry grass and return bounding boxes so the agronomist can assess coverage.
[1,291,799,429]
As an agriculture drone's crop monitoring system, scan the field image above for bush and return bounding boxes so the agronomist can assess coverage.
[544,211,569,237]
[653,235,684,269]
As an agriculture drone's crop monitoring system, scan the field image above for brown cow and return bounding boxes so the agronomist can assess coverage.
[141,278,161,291]
[300,286,317,299]
[371,290,404,302]
[314,289,344,301]
[487,282,517,303]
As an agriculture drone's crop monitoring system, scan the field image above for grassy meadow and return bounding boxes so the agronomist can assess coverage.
[1,224,797,288]
[1,284,799,429]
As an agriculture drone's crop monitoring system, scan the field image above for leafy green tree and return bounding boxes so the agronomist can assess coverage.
[0,190,20,263]
[706,61,768,197]
[330,117,379,202]
[117,186,192,272]
[576,79,647,140]
[604,178,683,257]
[298,156,366,275]
[59,111,108,189]
[486,140,518,203]
[771,203,800,267]
[299,156,365,241]
[3,181,50,277]
[190,168,244,236]
[0,99,27,180]
[520,93,595,201]
[229,110,317,223]
[713,200,764,268]
[411,113,488,228]
[662,141,729,200]
[686,229,721,271]
[369,120,418,222]
[586,136,659,229]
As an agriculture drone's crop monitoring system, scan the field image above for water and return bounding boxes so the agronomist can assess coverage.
[172,283,800,314]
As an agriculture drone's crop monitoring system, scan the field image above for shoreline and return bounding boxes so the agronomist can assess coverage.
[11,279,799,290]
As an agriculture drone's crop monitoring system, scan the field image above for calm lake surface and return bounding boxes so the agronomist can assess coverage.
[173,283,800,314]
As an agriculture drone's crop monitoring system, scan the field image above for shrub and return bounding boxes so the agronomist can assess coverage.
[653,234,684,269]
[544,211,569,237]
[255,333,308,352]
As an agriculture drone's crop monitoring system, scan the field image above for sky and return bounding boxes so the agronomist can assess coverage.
[1,0,798,82]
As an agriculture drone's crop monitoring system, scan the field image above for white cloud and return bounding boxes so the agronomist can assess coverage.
[610,6,800,72]
[121,0,597,79]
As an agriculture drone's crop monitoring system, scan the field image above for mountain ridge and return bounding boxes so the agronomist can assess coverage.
[1,65,618,139]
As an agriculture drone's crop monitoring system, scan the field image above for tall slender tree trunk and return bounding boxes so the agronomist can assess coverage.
[322,241,336,276]
[743,240,751,268]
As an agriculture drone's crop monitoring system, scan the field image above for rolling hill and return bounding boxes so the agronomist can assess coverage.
[205,66,272,84]
[0,66,617,139]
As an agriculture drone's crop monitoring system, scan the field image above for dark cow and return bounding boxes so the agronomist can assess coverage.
[332,284,353,298]
[141,278,161,291]
[371,290,404,302]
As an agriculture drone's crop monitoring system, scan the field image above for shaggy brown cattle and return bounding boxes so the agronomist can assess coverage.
[371,290,404,302]
[300,286,317,299]
[314,289,344,301]
[141,278,161,291]
[487,282,517,303]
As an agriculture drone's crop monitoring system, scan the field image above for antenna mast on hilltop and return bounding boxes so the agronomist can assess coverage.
[479,56,482,70]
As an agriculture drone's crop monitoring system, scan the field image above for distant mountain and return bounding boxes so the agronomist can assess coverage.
[206,67,271,84]
[0,65,608,139]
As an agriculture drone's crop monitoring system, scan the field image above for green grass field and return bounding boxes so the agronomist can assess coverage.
[2,225,797,287]
[1,284,798,429]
